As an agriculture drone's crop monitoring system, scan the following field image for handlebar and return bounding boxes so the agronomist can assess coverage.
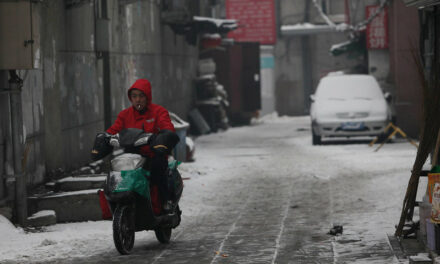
[106,132,152,148]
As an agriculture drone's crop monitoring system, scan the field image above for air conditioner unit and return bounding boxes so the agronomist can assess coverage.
[0,1,41,69]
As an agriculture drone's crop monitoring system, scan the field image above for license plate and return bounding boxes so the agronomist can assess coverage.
[341,122,365,131]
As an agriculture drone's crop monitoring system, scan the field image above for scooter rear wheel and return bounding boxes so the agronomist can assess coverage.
[154,227,172,244]
[113,204,135,254]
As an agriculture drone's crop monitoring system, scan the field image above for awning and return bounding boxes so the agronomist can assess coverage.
[402,0,440,8]
[193,16,237,34]
[162,13,238,45]
[162,13,237,35]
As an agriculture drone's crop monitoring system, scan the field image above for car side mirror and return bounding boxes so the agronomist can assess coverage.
[310,94,316,102]
[384,92,392,103]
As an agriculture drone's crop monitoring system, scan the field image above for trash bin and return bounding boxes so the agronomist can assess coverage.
[169,112,190,162]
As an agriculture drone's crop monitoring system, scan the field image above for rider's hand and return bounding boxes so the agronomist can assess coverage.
[148,130,179,156]
[151,144,169,156]
[91,132,113,161]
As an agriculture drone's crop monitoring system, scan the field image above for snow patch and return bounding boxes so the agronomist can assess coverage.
[28,210,56,220]
[57,176,106,182]
[0,215,22,238]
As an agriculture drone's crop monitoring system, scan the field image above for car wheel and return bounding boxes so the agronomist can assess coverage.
[312,127,321,145]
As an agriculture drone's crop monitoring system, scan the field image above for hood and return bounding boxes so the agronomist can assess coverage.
[128,79,152,104]
[315,97,387,120]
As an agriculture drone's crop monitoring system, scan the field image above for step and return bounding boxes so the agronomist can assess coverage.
[51,175,106,192]
[27,210,57,227]
[28,189,103,223]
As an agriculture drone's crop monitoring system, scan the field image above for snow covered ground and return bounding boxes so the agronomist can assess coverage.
[0,114,425,263]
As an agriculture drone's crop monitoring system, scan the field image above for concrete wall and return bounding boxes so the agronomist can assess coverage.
[0,0,198,190]
[108,1,197,120]
[275,0,363,116]
[389,1,422,137]
[274,36,304,116]
[368,50,390,83]
[260,46,275,116]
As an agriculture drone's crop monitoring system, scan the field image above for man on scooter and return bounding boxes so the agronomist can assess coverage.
[106,78,179,213]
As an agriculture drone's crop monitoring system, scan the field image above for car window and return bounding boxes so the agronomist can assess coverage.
[316,75,383,100]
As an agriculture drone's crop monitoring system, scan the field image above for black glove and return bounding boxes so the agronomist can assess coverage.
[149,130,180,156]
[91,132,113,161]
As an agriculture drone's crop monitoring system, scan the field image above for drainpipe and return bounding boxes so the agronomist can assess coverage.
[100,0,112,129]
[8,70,27,226]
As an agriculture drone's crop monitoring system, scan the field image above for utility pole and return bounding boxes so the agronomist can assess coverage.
[301,0,313,114]
[8,70,27,226]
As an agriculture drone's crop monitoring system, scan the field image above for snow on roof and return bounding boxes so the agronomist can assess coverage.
[281,23,349,36]
[193,16,237,28]
[282,22,318,30]
[330,40,353,51]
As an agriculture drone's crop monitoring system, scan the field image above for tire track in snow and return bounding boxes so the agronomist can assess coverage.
[270,183,293,264]
[209,197,250,264]
[150,229,185,264]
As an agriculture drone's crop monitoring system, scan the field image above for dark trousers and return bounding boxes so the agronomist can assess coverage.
[150,154,169,202]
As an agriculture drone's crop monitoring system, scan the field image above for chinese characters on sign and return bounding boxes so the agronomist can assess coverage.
[226,0,276,45]
[366,6,389,49]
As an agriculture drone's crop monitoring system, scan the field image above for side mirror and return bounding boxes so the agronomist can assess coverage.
[310,94,316,102]
[384,92,392,103]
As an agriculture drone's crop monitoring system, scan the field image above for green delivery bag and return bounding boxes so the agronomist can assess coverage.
[113,168,151,197]
[112,161,181,198]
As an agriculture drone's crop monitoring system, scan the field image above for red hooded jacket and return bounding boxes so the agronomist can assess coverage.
[106,79,175,157]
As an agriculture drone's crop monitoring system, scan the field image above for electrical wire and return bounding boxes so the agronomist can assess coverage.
[311,0,391,34]
[312,0,336,27]
[353,0,390,32]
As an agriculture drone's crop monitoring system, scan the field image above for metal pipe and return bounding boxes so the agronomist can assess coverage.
[101,0,112,129]
[9,76,27,226]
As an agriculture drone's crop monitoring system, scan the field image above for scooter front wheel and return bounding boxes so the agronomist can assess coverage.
[154,227,172,244]
[113,204,135,255]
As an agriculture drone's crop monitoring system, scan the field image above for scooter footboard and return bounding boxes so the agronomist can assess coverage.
[133,192,159,231]
[105,190,135,203]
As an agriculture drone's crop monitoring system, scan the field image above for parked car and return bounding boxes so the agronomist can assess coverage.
[310,74,392,145]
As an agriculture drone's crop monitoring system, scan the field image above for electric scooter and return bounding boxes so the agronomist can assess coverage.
[103,128,183,255]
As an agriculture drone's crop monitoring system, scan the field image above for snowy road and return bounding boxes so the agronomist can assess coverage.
[0,115,421,263]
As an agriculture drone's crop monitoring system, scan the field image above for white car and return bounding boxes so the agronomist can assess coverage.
[310,74,392,145]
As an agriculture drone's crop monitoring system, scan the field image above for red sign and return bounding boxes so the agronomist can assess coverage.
[366,6,389,49]
[226,0,276,45]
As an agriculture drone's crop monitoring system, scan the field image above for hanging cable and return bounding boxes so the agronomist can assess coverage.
[311,0,336,27]
[311,0,391,34]
[353,0,390,31]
